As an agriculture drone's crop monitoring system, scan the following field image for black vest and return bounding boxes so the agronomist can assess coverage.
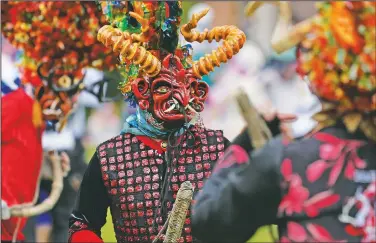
[98,126,226,243]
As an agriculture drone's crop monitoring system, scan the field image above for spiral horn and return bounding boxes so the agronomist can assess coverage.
[97,24,161,77]
[180,8,246,79]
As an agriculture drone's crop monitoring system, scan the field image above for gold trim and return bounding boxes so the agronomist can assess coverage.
[312,102,376,141]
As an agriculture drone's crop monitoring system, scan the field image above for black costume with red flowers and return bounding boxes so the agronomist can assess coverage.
[192,125,375,243]
[192,2,376,243]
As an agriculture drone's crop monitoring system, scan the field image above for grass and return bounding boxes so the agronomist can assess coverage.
[85,147,276,242]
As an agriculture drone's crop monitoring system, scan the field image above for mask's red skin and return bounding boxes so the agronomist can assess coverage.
[132,54,209,128]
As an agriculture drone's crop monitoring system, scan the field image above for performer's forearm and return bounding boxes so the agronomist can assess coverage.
[68,152,110,242]
[232,116,282,153]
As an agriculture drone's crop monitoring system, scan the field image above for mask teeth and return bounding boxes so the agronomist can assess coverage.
[185,104,197,113]
[164,104,176,113]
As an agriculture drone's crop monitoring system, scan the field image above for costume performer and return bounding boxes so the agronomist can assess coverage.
[1,2,116,242]
[68,1,246,242]
[192,1,376,243]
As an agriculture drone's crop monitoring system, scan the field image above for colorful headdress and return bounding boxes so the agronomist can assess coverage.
[1,1,117,87]
[97,1,246,103]
[1,1,118,131]
[246,1,376,140]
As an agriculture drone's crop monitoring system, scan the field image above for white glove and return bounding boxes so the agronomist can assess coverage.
[1,200,11,220]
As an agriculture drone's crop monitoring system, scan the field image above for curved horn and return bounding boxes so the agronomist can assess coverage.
[37,62,56,87]
[245,1,315,54]
[128,2,151,43]
[9,151,64,217]
[272,17,316,54]
[37,63,49,80]
[180,9,246,79]
[97,25,161,77]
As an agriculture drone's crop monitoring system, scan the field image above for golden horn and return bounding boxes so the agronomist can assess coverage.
[245,1,314,53]
[244,1,264,16]
[97,25,161,77]
[181,9,246,79]
[129,9,150,42]
[272,16,316,54]
[245,1,291,21]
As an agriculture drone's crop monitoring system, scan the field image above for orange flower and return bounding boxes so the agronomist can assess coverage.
[329,3,364,54]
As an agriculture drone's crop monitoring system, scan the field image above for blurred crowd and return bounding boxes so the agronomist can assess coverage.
[1,1,320,242]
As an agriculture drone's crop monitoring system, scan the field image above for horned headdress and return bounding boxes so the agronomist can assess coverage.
[246,1,376,141]
[97,1,246,104]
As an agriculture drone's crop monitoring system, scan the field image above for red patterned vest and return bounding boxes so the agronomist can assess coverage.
[277,130,376,243]
[97,125,226,243]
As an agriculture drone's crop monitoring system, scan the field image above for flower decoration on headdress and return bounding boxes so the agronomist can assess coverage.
[97,1,246,105]
[246,1,376,140]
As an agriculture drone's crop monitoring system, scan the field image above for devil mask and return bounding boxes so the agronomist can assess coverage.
[98,1,246,130]
[36,63,85,131]
[131,54,209,128]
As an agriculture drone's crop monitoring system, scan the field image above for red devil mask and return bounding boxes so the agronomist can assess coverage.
[132,54,209,128]
[36,63,85,131]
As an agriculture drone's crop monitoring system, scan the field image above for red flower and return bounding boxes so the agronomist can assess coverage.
[213,145,250,172]
[281,158,293,178]
[304,191,340,217]
[345,224,363,237]
[307,223,347,242]
[306,160,329,183]
[287,222,308,242]
[312,133,366,186]
[279,158,340,217]
[280,236,291,243]
[282,222,347,243]
[279,159,310,216]
[319,143,344,160]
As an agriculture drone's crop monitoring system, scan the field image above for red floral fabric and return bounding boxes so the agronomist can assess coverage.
[280,222,347,243]
[278,132,374,243]
[308,133,366,185]
[213,145,250,172]
[279,158,340,218]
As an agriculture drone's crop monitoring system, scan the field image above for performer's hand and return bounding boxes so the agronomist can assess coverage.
[70,173,82,192]
[1,200,11,220]
[262,111,297,141]
[60,152,71,177]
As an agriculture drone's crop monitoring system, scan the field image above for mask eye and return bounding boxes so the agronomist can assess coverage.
[156,86,169,94]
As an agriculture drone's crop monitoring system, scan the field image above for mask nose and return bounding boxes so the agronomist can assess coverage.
[172,90,189,107]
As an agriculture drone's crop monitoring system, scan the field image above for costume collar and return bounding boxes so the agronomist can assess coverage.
[121,107,197,140]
